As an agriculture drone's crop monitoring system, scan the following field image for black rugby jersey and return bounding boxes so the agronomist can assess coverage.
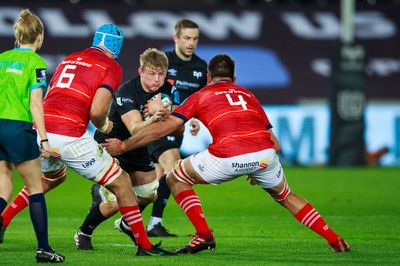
[95,75,178,145]
[165,50,207,101]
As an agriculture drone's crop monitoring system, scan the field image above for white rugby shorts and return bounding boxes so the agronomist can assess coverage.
[189,148,284,189]
[40,132,115,182]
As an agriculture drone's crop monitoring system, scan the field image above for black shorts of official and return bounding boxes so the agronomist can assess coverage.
[0,119,40,162]
[147,134,183,163]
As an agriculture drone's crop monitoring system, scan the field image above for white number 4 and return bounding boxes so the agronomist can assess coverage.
[225,94,248,110]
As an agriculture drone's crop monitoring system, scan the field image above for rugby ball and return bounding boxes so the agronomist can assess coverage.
[144,93,172,120]
[151,93,173,111]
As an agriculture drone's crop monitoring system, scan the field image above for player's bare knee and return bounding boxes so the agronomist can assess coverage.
[42,176,66,192]
[136,194,157,206]
[42,165,67,192]
[99,201,119,217]
[104,181,129,201]
[99,184,118,204]
[166,170,176,187]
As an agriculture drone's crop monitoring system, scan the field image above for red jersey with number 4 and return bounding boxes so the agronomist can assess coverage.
[43,48,122,137]
[173,81,275,158]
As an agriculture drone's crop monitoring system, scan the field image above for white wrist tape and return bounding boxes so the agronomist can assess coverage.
[99,117,109,133]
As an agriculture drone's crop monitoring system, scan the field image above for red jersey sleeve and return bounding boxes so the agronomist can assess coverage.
[98,61,122,94]
[172,90,203,122]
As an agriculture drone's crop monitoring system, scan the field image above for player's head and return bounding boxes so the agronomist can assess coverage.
[139,48,169,72]
[138,48,169,93]
[208,53,235,82]
[14,9,44,51]
[174,18,199,38]
[92,24,124,59]
[173,18,200,61]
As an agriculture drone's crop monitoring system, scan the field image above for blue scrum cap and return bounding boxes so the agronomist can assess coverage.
[92,24,124,59]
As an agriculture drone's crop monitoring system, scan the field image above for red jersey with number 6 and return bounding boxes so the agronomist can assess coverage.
[43,47,122,137]
[172,81,275,158]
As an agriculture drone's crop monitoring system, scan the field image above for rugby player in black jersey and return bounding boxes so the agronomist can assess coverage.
[74,48,178,255]
[145,19,208,237]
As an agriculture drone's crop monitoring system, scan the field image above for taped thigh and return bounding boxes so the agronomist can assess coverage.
[42,164,67,182]
[272,180,291,201]
[133,178,159,199]
[171,159,196,186]
[93,157,122,186]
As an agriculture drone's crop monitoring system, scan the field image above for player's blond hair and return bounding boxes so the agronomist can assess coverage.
[139,48,168,71]
[14,9,44,47]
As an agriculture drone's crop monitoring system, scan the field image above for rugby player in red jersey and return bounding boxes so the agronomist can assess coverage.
[103,53,350,254]
[1,23,174,256]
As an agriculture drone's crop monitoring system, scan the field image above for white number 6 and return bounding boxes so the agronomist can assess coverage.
[56,65,76,88]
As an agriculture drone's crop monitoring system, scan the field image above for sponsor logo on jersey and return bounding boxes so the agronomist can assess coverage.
[167,136,176,142]
[6,68,22,74]
[4,61,24,75]
[36,68,47,82]
[167,78,175,86]
[175,80,201,89]
[193,71,203,79]
[116,97,133,106]
[168,68,177,76]
[116,97,122,106]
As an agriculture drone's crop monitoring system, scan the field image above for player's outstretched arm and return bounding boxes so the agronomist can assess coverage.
[103,115,183,156]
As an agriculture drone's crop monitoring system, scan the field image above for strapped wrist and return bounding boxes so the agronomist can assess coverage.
[99,117,109,133]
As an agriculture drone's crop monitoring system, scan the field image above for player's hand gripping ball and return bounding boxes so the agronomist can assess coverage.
[144,93,172,120]
[153,93,173,111]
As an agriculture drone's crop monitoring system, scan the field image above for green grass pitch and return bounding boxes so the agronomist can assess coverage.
[1,166,400,265]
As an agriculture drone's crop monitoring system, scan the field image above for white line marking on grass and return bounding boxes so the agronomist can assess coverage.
[95,243,135,247]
